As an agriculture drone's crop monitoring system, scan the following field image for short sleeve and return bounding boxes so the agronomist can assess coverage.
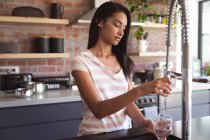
[71,55,89,73]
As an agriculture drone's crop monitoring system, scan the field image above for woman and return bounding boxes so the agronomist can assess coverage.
[71,2,172,136]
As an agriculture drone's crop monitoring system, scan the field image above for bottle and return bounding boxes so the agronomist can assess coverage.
[153,67,164,79]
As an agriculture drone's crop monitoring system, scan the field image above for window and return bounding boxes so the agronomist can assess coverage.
[198,0,210,73]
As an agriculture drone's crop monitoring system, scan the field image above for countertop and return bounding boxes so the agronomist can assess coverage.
[171,80,210,93]
[0,89,81,108]
[0,80,209,108]
[65,116,210,140]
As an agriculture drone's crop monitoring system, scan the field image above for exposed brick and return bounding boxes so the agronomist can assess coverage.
[0,0,175,76]
[38,66,56,72]
[0,3,3,8]
[7,60,27,66]
[20,67,37,73]
[0,61,6,66]
[28,60,46,65]
[56,66,70,72]
[5,3,17,9]
[47,59,64,65]
[0,32,5,39]
[16,0,35,4]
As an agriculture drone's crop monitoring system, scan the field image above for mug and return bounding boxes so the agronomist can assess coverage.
[50,3,64,19]
[138,40,148,53]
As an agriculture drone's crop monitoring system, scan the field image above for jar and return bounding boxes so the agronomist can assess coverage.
[153,67,164,79]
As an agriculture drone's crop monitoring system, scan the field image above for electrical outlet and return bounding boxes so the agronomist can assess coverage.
[0,66,19,74]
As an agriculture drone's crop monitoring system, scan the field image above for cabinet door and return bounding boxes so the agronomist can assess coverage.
[159,90,210,109]
[0,101,82,128]
[160,104,210,121]
[0,119,81,140]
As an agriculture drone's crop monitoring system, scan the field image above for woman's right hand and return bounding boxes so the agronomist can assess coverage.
[135,77,172,97]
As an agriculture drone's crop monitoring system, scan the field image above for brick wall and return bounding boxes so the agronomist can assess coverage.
[0,0,176,77]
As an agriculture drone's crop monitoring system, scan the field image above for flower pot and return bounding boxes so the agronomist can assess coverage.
[137,40,148,53]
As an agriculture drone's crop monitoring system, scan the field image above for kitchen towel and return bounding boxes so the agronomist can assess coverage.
[144,106,158,120]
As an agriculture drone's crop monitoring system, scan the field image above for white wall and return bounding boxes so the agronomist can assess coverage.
[188,0,200,58]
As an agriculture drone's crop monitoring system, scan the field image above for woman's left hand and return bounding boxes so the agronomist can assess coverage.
[141,119,155,134]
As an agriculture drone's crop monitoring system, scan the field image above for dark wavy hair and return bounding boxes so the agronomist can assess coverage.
[87,2,134,79]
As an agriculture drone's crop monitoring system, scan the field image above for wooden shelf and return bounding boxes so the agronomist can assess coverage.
[129,52,182,60]
[0,53,69,59]
[0,16,69,26]
[131,22,167,28]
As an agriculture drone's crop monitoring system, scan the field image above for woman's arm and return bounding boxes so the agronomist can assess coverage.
[72,70,171,119]
[125,81,155,133]
[72,70,140,119]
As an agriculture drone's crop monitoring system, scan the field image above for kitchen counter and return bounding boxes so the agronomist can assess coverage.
[171,80,210,93]
[0,80,209,108]
[0,89,81,108]
[65,116,210,140]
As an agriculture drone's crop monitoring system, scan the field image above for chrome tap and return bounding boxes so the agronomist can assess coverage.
[165,0,192,139]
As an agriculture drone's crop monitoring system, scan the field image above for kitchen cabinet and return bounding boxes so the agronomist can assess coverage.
[159,90,210,121]
[0,16,70,59]
[0,101,82,140]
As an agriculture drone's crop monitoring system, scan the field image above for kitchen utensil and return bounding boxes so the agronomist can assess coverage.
[0,73,32,92]
[50,3,64,19]
[15,88,33,98]
[11,7,44,17]
[143,32,149,40]
[0,42,20,53]
[34,76,70,90]
[34,82,45,94]
[154,113,173,140]
[138,40,148,53]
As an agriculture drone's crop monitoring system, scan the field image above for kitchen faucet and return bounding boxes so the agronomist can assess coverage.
[165,0,192,139]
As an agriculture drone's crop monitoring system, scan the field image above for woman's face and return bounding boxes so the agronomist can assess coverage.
[98,11,127,46]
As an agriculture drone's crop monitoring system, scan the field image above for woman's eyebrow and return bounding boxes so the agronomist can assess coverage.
[113,18,127,27]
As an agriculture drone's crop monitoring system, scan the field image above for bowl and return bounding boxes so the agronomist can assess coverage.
[15,88,33,98]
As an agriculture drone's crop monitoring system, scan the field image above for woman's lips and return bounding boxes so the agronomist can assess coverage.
[115,37,121,41]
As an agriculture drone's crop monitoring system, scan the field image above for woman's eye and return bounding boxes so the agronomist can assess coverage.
[114,23,121,27]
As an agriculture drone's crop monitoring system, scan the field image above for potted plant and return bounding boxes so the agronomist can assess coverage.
[134,26,149,53]
[203,63,210,76]
[126,0,153,22]
[134,26,144,40]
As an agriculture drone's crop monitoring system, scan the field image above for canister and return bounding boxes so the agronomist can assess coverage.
[49,37,64,53]
[34,36,50,53]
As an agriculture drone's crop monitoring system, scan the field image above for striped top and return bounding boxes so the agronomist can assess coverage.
[71,50,131,136]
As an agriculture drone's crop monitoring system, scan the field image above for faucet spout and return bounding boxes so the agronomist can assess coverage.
[166,0,192,139]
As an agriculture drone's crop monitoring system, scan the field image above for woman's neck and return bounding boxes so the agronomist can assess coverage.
[90,42,113,58]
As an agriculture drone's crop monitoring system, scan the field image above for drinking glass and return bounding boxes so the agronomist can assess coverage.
[154,113,173,140]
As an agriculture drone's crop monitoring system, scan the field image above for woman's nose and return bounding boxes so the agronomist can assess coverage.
[118,27,124,36]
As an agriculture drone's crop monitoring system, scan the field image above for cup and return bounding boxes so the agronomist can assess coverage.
[154,113,173,140]
[138,40,148,53]
[50,3,64,19]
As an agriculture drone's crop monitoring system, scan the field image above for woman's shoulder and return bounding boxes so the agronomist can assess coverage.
[72,50,90,60]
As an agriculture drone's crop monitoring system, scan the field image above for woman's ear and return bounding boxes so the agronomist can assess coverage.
[97,19,103,27]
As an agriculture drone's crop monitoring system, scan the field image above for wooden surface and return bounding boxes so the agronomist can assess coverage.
[0,16,69,26]
[0,53,69,59]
